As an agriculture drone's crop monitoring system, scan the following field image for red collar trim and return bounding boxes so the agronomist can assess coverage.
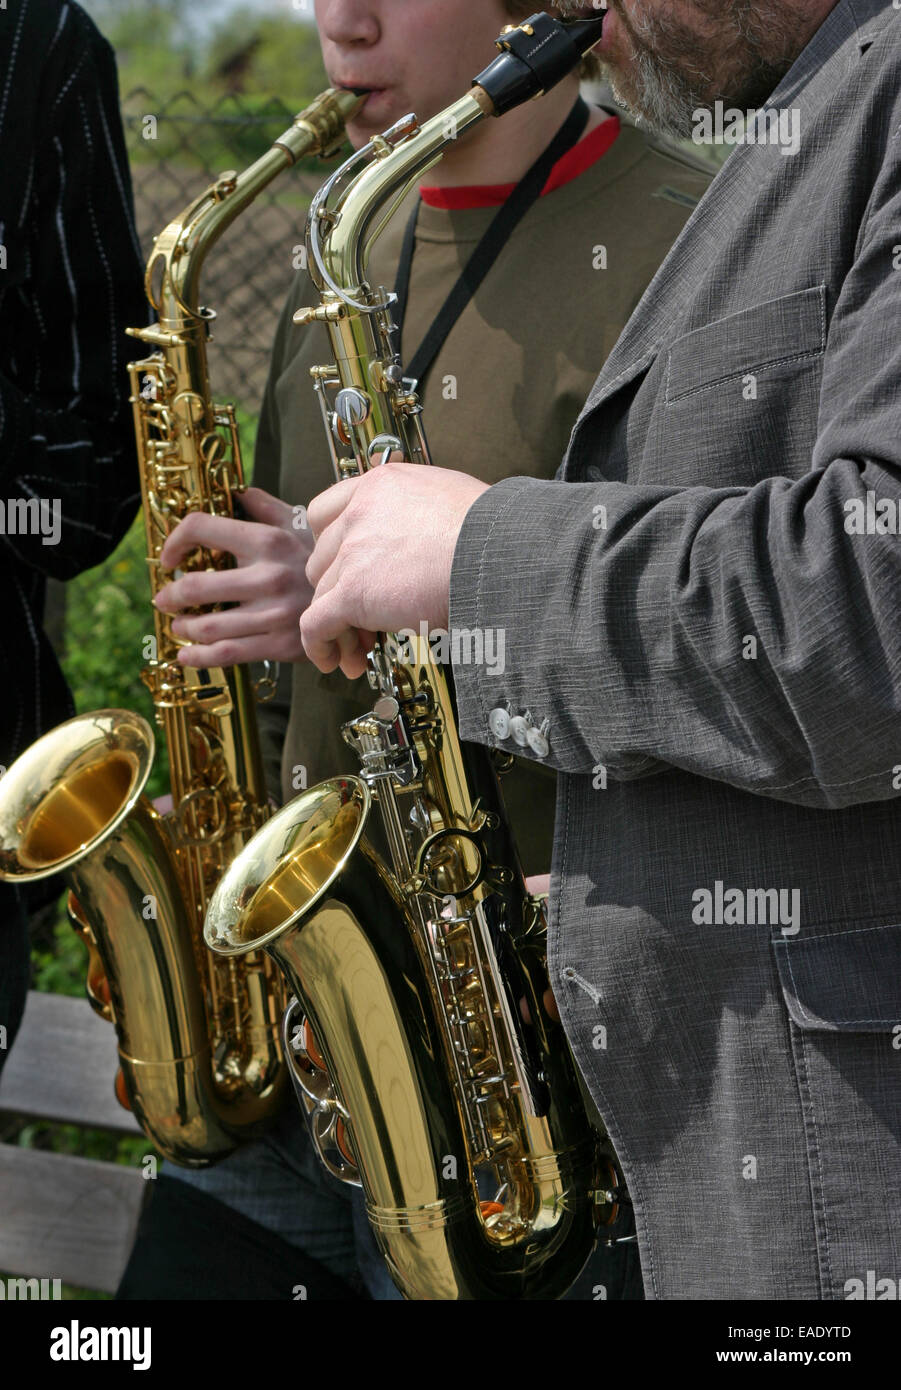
[419,114,620,211]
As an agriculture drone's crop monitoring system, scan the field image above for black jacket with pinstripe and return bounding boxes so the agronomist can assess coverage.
[0,0,145,770]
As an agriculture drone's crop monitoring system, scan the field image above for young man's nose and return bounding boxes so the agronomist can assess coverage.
[316,0,381,48]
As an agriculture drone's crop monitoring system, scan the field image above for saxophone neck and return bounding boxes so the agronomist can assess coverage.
[129,87,364,338]
[309,92,489,301]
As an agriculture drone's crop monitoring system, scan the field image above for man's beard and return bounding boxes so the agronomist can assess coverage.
[597,1,804,140]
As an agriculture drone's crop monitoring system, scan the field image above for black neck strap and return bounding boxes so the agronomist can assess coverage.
[393,96,590,389]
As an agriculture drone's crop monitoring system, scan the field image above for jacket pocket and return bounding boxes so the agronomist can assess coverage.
[771,920,901,1299]
[654,285,827,486]
[772,920,901,1031]
[665,285,827,403]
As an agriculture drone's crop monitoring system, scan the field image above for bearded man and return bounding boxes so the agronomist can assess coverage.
[298,0,901,1299]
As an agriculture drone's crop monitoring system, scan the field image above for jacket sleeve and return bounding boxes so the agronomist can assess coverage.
[449,129,901,813]
[0,21,145,579]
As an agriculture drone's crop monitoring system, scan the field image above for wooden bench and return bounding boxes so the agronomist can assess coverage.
[0,991,147,1295]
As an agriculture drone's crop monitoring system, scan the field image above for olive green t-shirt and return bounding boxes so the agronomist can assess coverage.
[254,118,712,873]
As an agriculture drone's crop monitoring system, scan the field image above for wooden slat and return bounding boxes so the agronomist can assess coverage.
[0,992,140,1134]
[0,1145,146,1293]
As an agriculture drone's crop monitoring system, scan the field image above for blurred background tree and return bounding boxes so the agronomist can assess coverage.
[80,0,327,100]
[205,10,328,97]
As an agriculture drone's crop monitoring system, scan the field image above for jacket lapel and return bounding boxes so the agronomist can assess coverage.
[571,0,892,425]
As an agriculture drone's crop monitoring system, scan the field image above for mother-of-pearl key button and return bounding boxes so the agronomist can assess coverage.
[488,707,511,739]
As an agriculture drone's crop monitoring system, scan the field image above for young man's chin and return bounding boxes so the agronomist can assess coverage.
[351,88,394,127]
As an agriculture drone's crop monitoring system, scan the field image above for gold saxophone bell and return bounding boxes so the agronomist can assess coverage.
[206,778,603,1300]
[0,710,153,879]
[0,710,281,1163]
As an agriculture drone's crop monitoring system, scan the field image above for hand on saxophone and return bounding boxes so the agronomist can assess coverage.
[302,460,489,678]
[154,487,314,666]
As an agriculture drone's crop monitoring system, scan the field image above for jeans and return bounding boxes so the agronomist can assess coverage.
[169,1104,643,1300]
[170,1104,402,1298]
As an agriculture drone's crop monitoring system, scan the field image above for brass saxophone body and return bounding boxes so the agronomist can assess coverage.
[0,89,361,1166]
[207,17,621,1296]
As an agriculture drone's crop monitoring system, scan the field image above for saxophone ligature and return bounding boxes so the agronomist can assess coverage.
[205,16,627,1296]
[0,88,362,1165]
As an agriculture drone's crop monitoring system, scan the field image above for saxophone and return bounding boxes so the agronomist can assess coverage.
[205,16,625,1296]
[0,89,361,1166]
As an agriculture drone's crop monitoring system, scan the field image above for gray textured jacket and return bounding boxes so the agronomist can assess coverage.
[451,0,901,1298]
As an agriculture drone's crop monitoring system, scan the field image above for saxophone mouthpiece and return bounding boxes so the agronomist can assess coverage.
[474,9,607,117]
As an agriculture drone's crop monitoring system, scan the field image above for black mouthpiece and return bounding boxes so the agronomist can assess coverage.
[474,11,606,117]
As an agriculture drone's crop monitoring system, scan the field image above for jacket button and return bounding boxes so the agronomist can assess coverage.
[488,706,511,739]
[509,712,532,747]
[527,719,551,758]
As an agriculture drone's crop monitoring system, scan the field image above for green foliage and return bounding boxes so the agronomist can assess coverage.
[237,403,260,479]
[15,1121,153,1169]
[0,1271,111,1301]
[61,512,170,802]
[205,10,328,101]
[31,919,89,998]
[107,4,192,92]
[108,5,327,107]
[108,4,338,172]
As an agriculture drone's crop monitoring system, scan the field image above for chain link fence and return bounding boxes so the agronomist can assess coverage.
[122,87,336,408]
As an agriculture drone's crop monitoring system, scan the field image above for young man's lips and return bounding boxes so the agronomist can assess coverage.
[340,86,388,106]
